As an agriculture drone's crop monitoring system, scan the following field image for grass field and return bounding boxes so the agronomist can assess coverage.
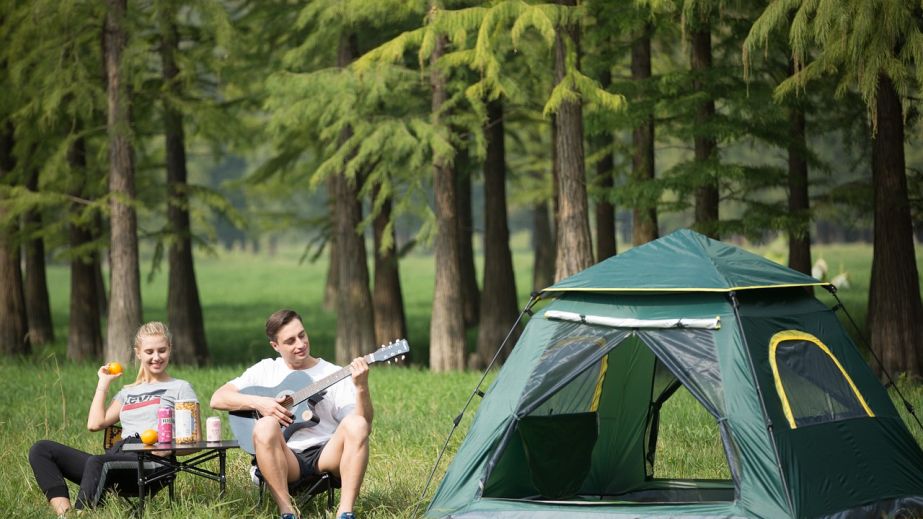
[3,239,923,518]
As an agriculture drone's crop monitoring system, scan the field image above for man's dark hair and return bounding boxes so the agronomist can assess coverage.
[265,309,303,342]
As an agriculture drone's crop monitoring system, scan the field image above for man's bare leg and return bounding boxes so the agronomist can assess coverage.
[317,415,371,517]
[253,417,302,516]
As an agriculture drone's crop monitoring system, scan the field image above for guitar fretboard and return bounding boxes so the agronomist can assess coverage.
[288,353,372,406]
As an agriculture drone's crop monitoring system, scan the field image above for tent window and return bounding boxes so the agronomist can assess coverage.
[769,330,874,429]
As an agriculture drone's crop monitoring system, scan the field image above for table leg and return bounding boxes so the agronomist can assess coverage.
[136,453,146,518]
[219,449,227,496]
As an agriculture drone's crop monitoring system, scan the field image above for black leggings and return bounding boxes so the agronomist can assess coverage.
[28,438,139,509]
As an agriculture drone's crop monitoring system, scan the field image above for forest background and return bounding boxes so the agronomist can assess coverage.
[3,0,923,381]
[4,1,923,517]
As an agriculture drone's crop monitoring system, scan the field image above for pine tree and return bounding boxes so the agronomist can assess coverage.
[372,183,407,348]
[475,99,520,367]
[105,0,142,363]
[746,0,923,377]
[333,31,376,365]
[429,28,466,371]
[22,160,54,346]
[631,20,659,245]
[0,123,29,356]
[157,0,209,366]
[552,0,593,279]
[67,135,104,361]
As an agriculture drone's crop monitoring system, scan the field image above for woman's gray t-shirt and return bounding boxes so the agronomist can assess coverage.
[113,379,197,438]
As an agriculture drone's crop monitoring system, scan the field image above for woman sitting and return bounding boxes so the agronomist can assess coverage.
[28,322,198,517]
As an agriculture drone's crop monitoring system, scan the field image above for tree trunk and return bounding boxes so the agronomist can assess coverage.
[324,176,338,312]
[868,74,923,378]
[456,149,480,327]
[691,28,719,239]
[94,211,108,316]
[161,10,208,365]
[632,24,658,245]
[532,199,555,291]
[476,100,521,369]
[105,0,141,364]
[787,103,811,276]
[429,32,466,371]
[594,68,616,262]
[372,184,407,348]
[67,136,103,361]
[23,167,54,345]
[334,32,375,365]
[0,123,30,355]
[553,0,593,281]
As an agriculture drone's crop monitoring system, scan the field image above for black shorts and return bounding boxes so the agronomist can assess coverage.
[291,442,341,490]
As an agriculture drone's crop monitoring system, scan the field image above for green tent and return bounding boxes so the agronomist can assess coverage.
[426,229,923,518]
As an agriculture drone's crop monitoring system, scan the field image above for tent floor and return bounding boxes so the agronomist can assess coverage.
[510,479,736,505]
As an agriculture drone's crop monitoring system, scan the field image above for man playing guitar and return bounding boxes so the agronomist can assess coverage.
[210,309,371,519]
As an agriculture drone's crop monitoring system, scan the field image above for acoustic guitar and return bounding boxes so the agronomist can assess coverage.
[229,340,409,454]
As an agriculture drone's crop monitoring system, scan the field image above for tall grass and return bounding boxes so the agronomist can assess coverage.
[4,240,922,517]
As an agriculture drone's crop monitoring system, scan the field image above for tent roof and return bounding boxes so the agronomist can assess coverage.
[544,229,828,293]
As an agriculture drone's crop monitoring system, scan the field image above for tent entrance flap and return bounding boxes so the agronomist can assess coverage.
[481,320,735,505]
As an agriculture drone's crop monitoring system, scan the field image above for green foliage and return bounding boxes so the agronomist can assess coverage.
[745,0,923,127]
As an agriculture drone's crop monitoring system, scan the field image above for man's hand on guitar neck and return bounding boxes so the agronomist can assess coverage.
[348,357,370,389]
[252,395,294,426]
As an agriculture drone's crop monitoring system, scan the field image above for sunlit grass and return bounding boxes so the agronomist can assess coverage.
[6,240,923,517]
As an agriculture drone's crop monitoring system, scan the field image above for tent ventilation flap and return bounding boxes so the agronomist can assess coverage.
[544,310,721,330]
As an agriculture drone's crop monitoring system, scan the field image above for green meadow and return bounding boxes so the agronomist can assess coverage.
[3,240,923,518]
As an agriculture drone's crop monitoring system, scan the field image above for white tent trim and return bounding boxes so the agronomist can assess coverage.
[544,310,721,330]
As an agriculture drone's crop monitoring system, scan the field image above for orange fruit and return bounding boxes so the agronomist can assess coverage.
[106,361,123,375]
[140,429,158,445]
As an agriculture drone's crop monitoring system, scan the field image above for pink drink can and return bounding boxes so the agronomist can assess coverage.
[157,406,174,443]
[206,416,221,442]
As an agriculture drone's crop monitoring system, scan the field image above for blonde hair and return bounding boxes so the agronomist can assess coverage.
[131,321,173,385]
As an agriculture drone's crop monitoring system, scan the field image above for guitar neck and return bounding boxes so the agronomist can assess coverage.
[289,354,371,406]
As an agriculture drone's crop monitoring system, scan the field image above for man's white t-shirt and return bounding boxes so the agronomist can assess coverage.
[228,357,356,452]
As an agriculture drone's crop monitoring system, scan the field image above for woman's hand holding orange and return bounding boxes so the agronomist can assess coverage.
[97,363,123,384]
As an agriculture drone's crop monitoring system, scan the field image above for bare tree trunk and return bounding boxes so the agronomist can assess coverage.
[0,123,30,355]
[334,32,375,364]
[456,150,480,327]
[429,32,466,372]
[94,211,108,316]
[105,0,141,363]
[551,116,560,235]
[67,136,103,361]
[593,68,616,262]
[632,24,658,245]
[23,167,54,345]
[324,176,338,312]
[553,0,593,281]
[868,74,923,378]
[161,10,208,365]
[787,102,811,276]
[532,200,555,291]
[691,28,719,239]
[476,100,521,369]
[372,184,407,348]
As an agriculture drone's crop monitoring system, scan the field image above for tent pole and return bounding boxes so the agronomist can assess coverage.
[728,291,796,516]
[827,287,923,433]
[419,293,542,502]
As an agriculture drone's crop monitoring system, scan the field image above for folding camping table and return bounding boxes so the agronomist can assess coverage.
[121,440,239,517]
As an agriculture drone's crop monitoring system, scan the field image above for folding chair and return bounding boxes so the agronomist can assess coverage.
[251,458,336,511]
[95,425,176,508]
